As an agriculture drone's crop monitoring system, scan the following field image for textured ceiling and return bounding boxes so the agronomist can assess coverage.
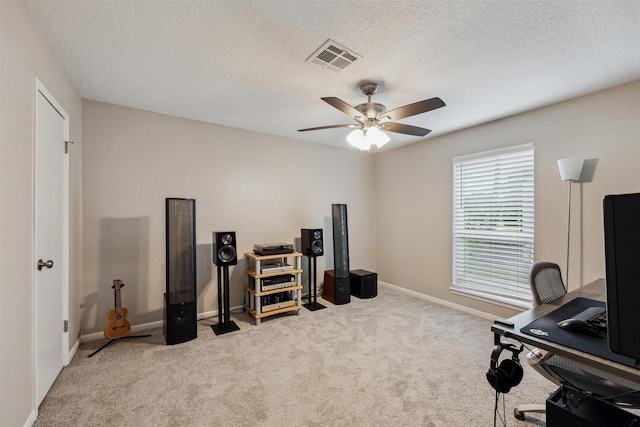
[22,0,640,151]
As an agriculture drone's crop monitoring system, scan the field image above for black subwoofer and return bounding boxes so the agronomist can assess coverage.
[213,231,237,266]
[164,198,197,345]
[301,228,323,257]
[350,269,377,299]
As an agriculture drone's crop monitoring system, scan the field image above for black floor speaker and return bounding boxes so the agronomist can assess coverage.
[164,297,197,345]
[350,269,377,299]
[327,204,350,305]
[323,270,350,305]
[164,198,197,345]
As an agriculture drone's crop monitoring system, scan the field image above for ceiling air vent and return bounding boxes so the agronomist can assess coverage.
[306,39,362,72]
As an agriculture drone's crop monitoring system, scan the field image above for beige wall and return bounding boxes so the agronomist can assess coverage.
[375,79,640,319]
[0,1,83,426]
[81,100,376,334]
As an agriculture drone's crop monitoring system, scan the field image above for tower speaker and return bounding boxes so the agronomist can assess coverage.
[332,204,350,280]
[323,270,350,305]
[301,228,324,257]
[325,203,351,305]
[164,198,197,345]
[213,231,237,266]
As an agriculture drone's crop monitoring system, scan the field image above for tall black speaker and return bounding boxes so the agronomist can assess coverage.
[164,198,197,345]
[327,204,350,305]
[213,231,237,266]
[301,228,324,257]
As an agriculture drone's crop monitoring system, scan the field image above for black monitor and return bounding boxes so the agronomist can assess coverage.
[603,193,640,361]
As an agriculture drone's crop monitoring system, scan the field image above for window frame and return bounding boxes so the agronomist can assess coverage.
[450,143,534,310]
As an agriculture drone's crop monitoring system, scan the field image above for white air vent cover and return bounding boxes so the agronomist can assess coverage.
[306,39,362,72]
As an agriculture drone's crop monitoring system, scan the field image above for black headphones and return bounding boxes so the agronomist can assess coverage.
[486,341,524,393]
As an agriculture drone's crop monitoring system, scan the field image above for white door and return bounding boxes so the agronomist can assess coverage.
[35,84,68,406]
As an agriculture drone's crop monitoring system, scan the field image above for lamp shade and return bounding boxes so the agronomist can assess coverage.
[347,127,390,150]
[557,157,584,181]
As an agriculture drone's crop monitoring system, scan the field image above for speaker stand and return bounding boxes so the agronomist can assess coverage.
[303,256,326,311]
[87,334,152,358]
[212,265,240,335]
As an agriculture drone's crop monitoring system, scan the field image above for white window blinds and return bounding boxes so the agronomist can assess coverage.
[452,144,534,308]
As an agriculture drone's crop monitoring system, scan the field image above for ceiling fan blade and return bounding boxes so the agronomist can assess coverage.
[381,122,432,137]
[380,97,446,121]
[321,97,363,119]
[298,124,358,132]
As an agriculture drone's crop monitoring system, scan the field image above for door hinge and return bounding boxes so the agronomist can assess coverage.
[64,140,75,154]
[63,320,69,333]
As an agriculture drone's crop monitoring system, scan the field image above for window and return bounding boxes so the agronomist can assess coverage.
[452,143,534,309]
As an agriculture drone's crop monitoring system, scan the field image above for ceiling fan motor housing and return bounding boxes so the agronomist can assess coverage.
[355,102,386,119]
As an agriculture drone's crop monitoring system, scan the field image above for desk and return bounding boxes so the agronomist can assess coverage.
[491,278,640,385]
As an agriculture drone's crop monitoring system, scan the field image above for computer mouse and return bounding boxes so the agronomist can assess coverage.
[557,318,601,336]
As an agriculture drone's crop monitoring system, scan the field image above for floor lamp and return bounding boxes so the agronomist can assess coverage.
[557,157,584,290]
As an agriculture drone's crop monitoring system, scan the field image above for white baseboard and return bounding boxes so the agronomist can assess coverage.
[378,281,497,321]
[67,338,80,364]
[23,409,37,427]
[80,307,240,342]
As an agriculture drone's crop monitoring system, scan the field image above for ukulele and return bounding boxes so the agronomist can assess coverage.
[104,279,131,339]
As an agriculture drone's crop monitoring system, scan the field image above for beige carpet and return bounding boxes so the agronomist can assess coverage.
[35,286,554,426]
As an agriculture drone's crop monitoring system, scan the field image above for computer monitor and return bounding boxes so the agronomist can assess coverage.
[603,193,640,362]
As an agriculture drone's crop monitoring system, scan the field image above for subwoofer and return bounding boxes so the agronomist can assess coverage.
[323,270,350,305]
[350,269,377,299]
[301,228,323,257]
[164,198,197,345]
[213,231,237,266]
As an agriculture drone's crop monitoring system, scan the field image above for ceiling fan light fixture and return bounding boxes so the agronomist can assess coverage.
[347,127,390,150]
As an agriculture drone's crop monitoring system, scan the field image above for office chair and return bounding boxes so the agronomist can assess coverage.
[514,261,567,420]
[515,262,640,421]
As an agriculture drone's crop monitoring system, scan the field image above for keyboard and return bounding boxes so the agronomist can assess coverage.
[576,306,608,331]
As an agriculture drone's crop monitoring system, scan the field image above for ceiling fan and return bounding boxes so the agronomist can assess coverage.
[298,81,445,148]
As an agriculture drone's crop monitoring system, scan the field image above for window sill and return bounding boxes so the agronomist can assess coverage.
[450,287,532,311]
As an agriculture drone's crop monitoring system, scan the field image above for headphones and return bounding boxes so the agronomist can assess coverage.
[486,341,523,393]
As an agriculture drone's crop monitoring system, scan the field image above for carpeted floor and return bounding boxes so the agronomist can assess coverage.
[35,286,554,426]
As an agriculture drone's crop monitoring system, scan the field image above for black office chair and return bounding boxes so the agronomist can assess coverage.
[515,262,640,421]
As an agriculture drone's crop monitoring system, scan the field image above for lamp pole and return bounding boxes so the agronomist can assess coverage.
[557,157,584,291]
[565,180,572,289]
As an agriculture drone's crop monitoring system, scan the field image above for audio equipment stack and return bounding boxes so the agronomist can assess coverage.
[212,231,240,335]
[164,198,198,345]
[301,228,326,311]
[243,251,303,325]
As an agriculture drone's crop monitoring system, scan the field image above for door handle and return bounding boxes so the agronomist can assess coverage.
[37,259,54,271]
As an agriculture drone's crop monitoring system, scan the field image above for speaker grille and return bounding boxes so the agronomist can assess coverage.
[166,198,196,305]
[332,204,349,278]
